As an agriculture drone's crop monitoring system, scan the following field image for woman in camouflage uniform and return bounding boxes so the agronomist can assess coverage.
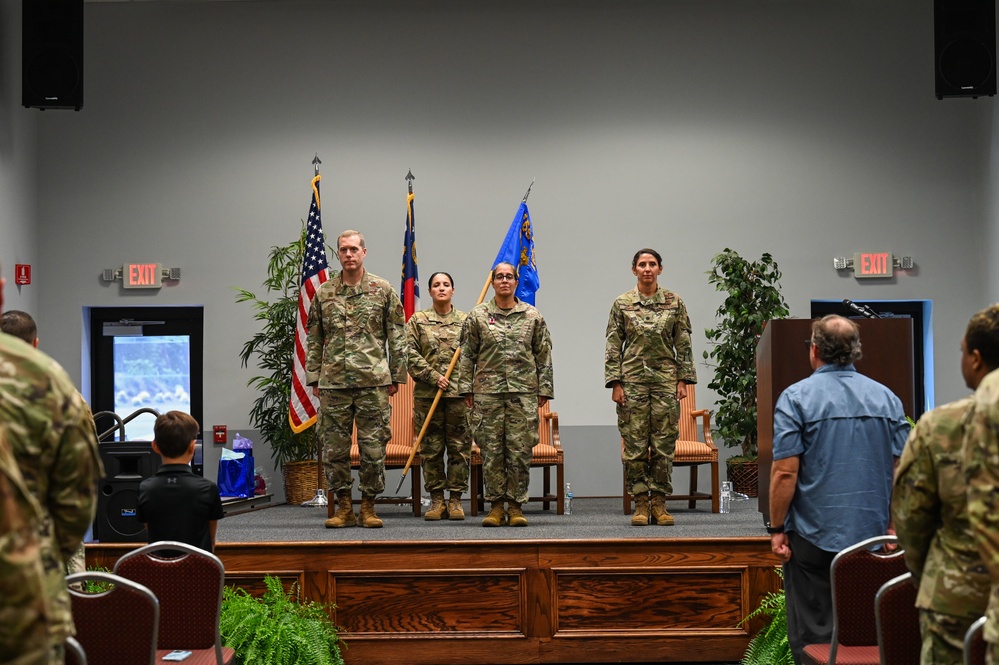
[605,248,697,527]
[407,272,470,521]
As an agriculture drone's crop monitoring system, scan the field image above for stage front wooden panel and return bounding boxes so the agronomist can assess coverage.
[88,537,780,664]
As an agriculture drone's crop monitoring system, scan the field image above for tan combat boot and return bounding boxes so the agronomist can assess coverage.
[631,493,650,526]
[425,490,447,521]
[650,491,675,526]
[448,492,465,521]
[481,501,507,527]
[359,495,383,528]
[507,501,528,527]
[324,492,356,529]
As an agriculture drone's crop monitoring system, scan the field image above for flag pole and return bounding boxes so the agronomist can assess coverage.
[396,180,536,493]
[311,153,324,494]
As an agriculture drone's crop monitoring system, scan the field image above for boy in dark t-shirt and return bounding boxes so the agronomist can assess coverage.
[136,411,224,553]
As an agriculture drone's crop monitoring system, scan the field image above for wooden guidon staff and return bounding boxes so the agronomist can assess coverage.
[395,270,494,492]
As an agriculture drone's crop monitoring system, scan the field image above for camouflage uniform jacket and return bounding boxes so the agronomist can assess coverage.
[407,306,466,400]
[0,333,103,644]
[604,287,697,389]
[0,425,50,659]
[966,368,999,641]
[306,270,407,389]
[892,396,988,617]
[458,299,554,398]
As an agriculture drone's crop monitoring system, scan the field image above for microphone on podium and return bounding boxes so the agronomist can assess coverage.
[842,299,879,319]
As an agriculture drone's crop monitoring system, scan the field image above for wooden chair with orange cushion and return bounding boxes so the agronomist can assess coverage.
[324,376,423,517]
[622,383,720,514]
[469,401,564,515]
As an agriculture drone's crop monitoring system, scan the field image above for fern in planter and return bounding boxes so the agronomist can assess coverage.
[236,228,322,469]
[739,567,792,665]
[220,575,344,665]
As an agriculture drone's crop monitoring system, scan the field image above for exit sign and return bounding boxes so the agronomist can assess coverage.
[123,263,162,289]
[853,252,893,279]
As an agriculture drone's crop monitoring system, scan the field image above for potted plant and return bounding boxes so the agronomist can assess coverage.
[220,575,344,665]
[703,249,789,496]
[237,227,325,504]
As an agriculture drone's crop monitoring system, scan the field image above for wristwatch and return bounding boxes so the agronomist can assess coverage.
[766,524,785,534]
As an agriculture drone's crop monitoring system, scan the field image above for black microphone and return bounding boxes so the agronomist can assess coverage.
[843,299,876,318]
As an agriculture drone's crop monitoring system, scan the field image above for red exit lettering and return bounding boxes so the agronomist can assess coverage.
[128,263,159,286]
[859,253,889,276]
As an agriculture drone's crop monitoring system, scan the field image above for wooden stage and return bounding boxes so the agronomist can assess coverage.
[86,500,781,665]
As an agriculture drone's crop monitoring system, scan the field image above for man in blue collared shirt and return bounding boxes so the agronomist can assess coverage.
[769,314,909,665]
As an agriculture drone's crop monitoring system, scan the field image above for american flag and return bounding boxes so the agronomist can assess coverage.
[289,174,330,433]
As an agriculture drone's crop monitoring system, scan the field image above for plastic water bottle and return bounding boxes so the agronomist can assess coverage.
[720,481,732,514]
[565,482,573,515]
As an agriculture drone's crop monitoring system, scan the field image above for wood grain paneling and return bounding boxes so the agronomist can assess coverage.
[87,537,781,664]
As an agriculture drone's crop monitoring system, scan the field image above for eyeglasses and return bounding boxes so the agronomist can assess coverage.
[493,274,517,281]
[804,339,814,347]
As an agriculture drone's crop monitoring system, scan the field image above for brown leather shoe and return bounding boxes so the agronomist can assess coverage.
[482,501,507,527]
[508,502,528,527]
[650,492,675,526]
[425,490,447,521]
[324,492,356,528]
[448,493,465,521]
[359,495,383,528]
[631,494,650,526]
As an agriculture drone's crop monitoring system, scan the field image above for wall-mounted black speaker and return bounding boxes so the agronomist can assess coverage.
[94,442,160,543]
[22,0,84,110]
[935,0,997,99]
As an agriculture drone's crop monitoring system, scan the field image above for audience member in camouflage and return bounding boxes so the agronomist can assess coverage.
[965,306,999,665]
[459,263,554,527]
[1,310,92,582]
[895,396,989,665]
[407,271,470,520]
[605,248,696,526]
[0,426,50,665]
[307,230,407,529]
[0,267,103,664]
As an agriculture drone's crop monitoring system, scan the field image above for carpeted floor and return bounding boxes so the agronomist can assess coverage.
[217,495,765,543]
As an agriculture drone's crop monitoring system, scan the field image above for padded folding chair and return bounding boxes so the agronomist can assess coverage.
[65,636,87,665]
[965,616,987,665]
[67,571,158,665]
[801,535,908,665]
[114,541,235,665]
[875,572,919,665]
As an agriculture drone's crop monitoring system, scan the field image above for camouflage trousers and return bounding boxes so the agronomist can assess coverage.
[319,387,391,497]
[618,383,679,495]
[414,397,470,494]
[919,608,977,665]
[472,393,538,504]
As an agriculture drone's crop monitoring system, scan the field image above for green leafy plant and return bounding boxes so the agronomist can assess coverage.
[236,227,321,468]
[703,249,789,458]
[740,567,792,665]
[83,566,113,593]
[220,575,344,665]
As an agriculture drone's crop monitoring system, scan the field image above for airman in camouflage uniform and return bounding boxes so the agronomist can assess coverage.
[307,230,407,529]
[0,426,49,665]
[0,276,103,664]
[459,263,554,527]
[605,248,696,527]
[407,271,469,520]
[1,310,91,583]
[960,304,999,665]
[893,396,989,665]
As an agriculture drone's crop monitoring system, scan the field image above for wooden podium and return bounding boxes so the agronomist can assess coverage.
[756,318,915,523]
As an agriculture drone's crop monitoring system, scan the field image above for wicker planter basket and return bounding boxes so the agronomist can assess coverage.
[282,460,324,505]
[726,458,759,498]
